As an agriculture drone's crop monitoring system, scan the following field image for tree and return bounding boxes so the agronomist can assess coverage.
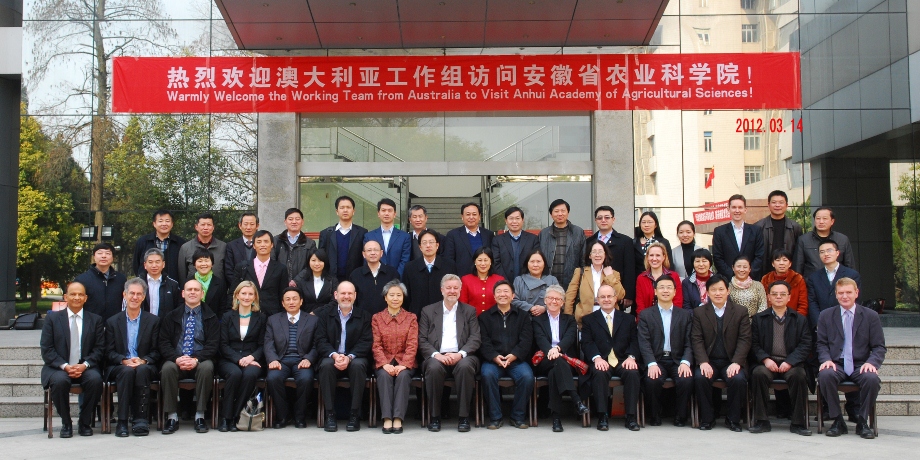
[894,167,920,307]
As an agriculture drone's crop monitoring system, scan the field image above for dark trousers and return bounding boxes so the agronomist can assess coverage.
[644,360,693,420]
[218,361,263,419]
[109,364,157,423]
[266,357,315,423]
[47,368,103,428]
[535,357,577,415]
[588,364,640,416]
[481,361,534,422]
[317,357,368,413]
[694,361,747,424]
[160,360,214,414]
[818,363,881,419]
[375,368,415,420]
[423,355,479,418]
[751,364,808,425]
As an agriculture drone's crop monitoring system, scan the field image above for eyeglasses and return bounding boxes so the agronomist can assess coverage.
[590,250,605,255]
[544,296,564,303]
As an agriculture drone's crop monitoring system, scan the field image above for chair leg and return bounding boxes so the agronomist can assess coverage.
[474,381,481,428]
[101,383,109,434]
[582,397,590,428]
[211,379,219,429]
[816,382,824,434]
[691,392,699,428]
[872,400,878,437]
[316,385,323,429]
[46,389,53,438]
[156,385,163,431]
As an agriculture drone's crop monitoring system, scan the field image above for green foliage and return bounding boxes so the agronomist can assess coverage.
[786,198,812,233]
[893,166,920,306]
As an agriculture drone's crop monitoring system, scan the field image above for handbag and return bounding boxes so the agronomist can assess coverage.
[11,313,39,330]
[236,389,265,431]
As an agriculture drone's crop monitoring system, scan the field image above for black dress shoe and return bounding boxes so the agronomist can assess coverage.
[272,419,288,429]
[552,418,564,432]
[194,418,209,433]
[78,424,93,436]
[699,421,713,430]
[596,414,609,431]
[132,424,150,437]
[625,416,640,431]
[509,419,528,429]
[724,419,743,433]
[789,424,813,436]
[346,413,361,432]
[856,417,875,439]
[218,419,230,432]
[458,417,471,432]
[162,419,178,435]
[294,419,307,429]
[673,417,687,427]
[825,418,848,437]
[487,419,503,430]
[575,401,589,416]
[324,413,338,432]
[60,424,73,438]
[650,417,662,426]
[228,422,238,432]
[428,417,441,432]
[115,421,130,437]
[748,420,771,433]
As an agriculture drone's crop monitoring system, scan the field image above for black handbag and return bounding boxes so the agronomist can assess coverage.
[11,313,39,330]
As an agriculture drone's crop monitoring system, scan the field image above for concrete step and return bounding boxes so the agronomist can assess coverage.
[0,378,43,397]
[880,376,920,396]
[0,346,42,360]
[879,360,920,377]
[0,396,78,418]
[887,346,920,360]
[0,360,43,379]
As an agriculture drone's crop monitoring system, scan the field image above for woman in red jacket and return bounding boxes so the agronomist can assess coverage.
[459,247,505,315]
[635,242,683,316]
[759,248,808,317]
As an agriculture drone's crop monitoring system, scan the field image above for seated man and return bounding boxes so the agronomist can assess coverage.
[478,280,534,429]
[637,276,693,427]
[106,278,161,437]
[691,274,751,432]
[315,281,373,432]
[418,274,481,432]
[158,279,219,435]
[817,277,886,439]
[265,287,319,429]
[749,280,813,436]
[581,284,641,431]
[40,281,105,438]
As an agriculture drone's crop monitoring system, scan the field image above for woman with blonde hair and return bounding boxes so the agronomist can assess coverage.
[635,242,683,316]
[217,281,267,432]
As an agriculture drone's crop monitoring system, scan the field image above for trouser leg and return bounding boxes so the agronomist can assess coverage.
[48,370,73,424]
[375,369,395,420]
[347,358,368,412]
[454,356,478,418]
[218,361,243,419]
[750,365,773,421]
[784,366,808,426]
[423,358,447,418]
[291,366,314,422]
[693,366,715,424]
[669,362,693,420]
[719,364,747,424]
[317,358,339,413]
[817,367,846,419]
[392,369,414,421]
[193,360,215,414]
[160,361,181,414]
[236,365,262,419]
[850,370,881,420]
[508,362,534,422]
[480,362,504,421]
[77,369,103,428]
[266,362,294,422]
[112,366,136,421]
[611,365,640,416]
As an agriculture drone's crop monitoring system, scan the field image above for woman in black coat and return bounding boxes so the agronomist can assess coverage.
[189,248,231,318]
[293,249,338,315]
[633,211,674,275]
[217,280,267,431]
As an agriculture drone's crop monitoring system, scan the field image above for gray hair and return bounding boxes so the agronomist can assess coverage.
[381,279,408,297]
[440,273,461,288]
[544,284,565,298]
[143,247,165,263]
[408,205,428,216]
[124,277,148,296]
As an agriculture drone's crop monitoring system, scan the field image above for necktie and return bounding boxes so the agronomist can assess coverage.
[427,263,433,273]
[605,314,618,368]
[290,315,296,324]
[69,314,80,365]
[181,312,196,356]
[843,310,854,375]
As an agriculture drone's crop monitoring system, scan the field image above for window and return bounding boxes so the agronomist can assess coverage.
[703,109,713,115]
[704,131,712,152]
[700,0,708,6]
[744,133,760,150]
[742,24,759,43]
[694,28,710,46]
[744,166,762,185]
[741,0,756,9]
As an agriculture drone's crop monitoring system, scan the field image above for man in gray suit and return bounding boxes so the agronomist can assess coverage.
[418,274,481,432]
[817,277,886,439]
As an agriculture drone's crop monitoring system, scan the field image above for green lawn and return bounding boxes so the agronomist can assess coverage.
[15,299,54,314]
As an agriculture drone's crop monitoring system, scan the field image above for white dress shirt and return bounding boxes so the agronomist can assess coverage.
[380,225,394,253]
[732,222,744,250]
[826,262,839,284]
[63,309,84,369]
[146,274,161,316]
[438,303,460,355]
[335,223,352,235]
[313,276,324,297]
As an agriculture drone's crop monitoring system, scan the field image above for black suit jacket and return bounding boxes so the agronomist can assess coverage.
[264,312,319,364]
[40,309,106,387]
[637,304,694,367]
[401,256,457,315]
[140,275,183,318]
[691,300,752,368]
[158,305,220,364]
[711,222,765,279]
[409,229,444,261]
[224,237,254,287]
[315,306,373,360]
[806,264,861,329]
[532,313,577,356]
[443,226,495,277]
[816,304,886,369]
[236,258,289,317]
[491,231,540,282]
[750,309,811,367]
[132,232,186,281]
[220,310,267,364]
[581,309,639,365]
[292,272,338,314]
[318,225,368,279]
[105,310,161,378]
[587,230,637,301]
[349,263,399,315]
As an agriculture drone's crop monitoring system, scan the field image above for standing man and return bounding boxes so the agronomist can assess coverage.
[402,230,457,315]
[418,274,481,432]
[817,278,885,439]
[224,212,260,287]
[365,198,411,276]
[539,199,586,290]
[315,281,373,432]
[443,202,494,278]
[75,242,127,322]
[586,206,636,307]
[748,280,813,436]
[637,276,694,427]
[581,284,641,431]
[754,191,803,264]
[319,196,368,282]
[273,208,317,283]
[408,205,443,261]
[794,207,857,277]
[177,212,227,281]
[711,194,765,279]
[806,241,861,329]
[478,280,534,429]
[350,240,399,314]
[158,279,220,435]
[140,248,182,318]
[133,209,186,281]
[691,274,751,432]
[40,282,105,438]
[491,206,540,282]
[237,230,289,317]
[106,278,161,437]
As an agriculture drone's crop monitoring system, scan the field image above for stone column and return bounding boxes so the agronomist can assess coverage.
[257,113,299,236]
[593,111,635,232]
[1,3,23,325]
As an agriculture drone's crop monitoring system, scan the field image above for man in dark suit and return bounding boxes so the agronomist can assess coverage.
[364,198,412,276]
[223,212,259,286]
[349,240,399,314]
[273,208,317,282]
[491,206,540,282]
[319,196,368,282]
[264,287,320,429]
[236,230,289,316]
[754,191,804,264]
[402,230,457,315]
[443,202,494,278]
[586,206,636,306]
[105,278,161,437]
[75,243,127,322]
[807,240,862,329]
[132,209,186,281]
[40,281,105,438]
[711,194,765,279]
[749,280,813,436]
[158,279,220,435]
[691,274,751,432]
[138,248,183,318]
[794,207,857,277]
[637,276,694,427]
[817,277,886,439]
[408,205,443,261]
[315,281,373,432]
[581,284,641,431]
[418,274,481,432]
[533,284,588,432]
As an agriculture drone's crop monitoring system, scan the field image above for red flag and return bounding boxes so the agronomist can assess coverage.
[705,167,715,189]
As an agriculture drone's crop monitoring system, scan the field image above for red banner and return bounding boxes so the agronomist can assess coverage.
[693,201,731,226]
[112,53,800,113]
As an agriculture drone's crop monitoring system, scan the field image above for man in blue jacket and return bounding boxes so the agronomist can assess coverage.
[364,198,411,276]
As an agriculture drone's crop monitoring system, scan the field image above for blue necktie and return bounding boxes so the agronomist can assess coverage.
[182,312,197,356]
[843,310,854,375]
[427,263,433,273]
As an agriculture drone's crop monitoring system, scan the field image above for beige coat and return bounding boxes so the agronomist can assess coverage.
[564,266,626,327]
